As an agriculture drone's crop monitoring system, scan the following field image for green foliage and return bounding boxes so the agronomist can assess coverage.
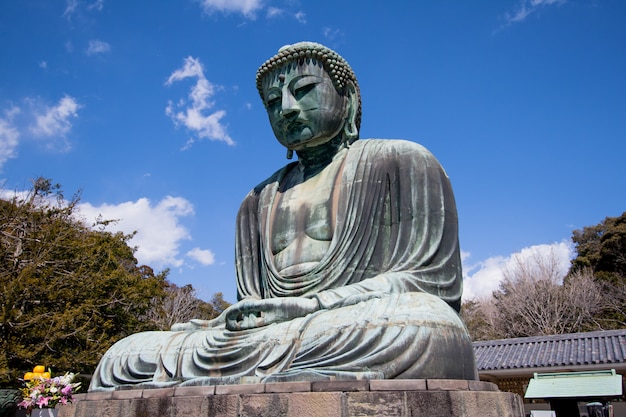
[570,212,626,280]
[0,179,167,387]
[202,292,231,319]
[568,212,626,328]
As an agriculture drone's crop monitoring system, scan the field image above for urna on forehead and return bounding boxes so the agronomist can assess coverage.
[256,41,359,99]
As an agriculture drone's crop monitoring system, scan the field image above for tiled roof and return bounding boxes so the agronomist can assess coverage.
[473,329,626,372]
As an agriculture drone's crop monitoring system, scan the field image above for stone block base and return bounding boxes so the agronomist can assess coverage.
[58,380,525,417]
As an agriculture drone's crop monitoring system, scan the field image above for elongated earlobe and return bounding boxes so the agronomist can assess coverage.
[343,119,358,143]
[342,82,359,144]
[286,149,294,159]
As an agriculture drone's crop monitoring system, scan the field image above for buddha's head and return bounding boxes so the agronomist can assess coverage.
[256,42,361,155]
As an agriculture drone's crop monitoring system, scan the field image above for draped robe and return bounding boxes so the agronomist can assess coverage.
[89,139,477,391]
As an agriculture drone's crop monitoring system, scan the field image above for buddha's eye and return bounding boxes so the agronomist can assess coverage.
[265,93,281,108]
[291,75,321,100]
[293,83,316,100]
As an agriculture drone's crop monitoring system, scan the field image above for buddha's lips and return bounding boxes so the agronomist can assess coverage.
[281,120,307,133]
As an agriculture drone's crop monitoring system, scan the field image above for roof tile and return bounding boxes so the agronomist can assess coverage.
[473,329,626,371]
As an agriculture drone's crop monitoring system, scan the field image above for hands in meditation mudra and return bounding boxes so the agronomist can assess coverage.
[89,42,477,391]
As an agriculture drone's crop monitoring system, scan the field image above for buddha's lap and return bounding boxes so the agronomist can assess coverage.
[104,292,469,366]
[91,292,476,389]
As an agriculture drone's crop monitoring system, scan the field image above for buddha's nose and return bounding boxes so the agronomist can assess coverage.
[281,108,299,119]
[281,93,300,119]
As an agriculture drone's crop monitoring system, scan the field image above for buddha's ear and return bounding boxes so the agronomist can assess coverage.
[343,80,359,143]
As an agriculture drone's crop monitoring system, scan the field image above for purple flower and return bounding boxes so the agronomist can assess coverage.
[18,370,80,411]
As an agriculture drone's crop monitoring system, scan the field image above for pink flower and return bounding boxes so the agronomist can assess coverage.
[17,400,31,409]
[18,370,80,411]
[36,396,50,408]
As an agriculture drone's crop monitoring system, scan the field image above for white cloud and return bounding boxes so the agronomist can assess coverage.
[167,57,210,88]
[1,96,81,168]
[294,11,306,24]
[87,0,104,12]
[86,39,111,55]
[180,137,196,151]
[39,61,48,69]
[198,0,263,18]
[266,7,283,18]
[78,196,195,269]
[186,247,215,266]
[165,56,234,146]
[322,27,343,41]
[196,0,303,22]
[29,95,81,140]
[63,0,78,19]
[3,185,206,271]
[0,106,21,170]
[502,0,567,26]
[462,240,574,301]
[64,0,103,19]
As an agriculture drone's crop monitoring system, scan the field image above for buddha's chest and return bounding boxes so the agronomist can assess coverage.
[270,159,344,257]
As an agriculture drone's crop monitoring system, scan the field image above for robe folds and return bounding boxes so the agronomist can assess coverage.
[89,139,477,391]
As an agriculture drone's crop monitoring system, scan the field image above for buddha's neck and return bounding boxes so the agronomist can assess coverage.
[295,136,344,179]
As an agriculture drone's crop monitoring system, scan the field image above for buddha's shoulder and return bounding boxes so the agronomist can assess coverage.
[238,162,296,202]
[352,139,440,164]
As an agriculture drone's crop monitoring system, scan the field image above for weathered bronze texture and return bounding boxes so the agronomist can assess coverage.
[89,42,476,391]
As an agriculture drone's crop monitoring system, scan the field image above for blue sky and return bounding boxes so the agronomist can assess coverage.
[1,0,624,303]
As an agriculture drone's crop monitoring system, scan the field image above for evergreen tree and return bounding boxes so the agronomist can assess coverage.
[0,179,167,386]
[569,212,626,328]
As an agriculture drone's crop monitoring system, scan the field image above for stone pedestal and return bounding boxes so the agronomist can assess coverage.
[59,380,524,417]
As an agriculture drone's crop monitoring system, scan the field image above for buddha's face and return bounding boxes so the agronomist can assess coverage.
[261,59,348,151]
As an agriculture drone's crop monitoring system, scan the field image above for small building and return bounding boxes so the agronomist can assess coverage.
[525,370,622,416]
[473,329,626,416]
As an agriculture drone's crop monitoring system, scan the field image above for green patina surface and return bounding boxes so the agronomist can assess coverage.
[89,41,477,391]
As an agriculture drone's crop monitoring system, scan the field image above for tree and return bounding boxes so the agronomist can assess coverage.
[461,297,500,341]
[203,292,231,318]
[492,267,603,338]
[145,284,232,331]
[570,212,626,281]
[569,212,626,328]
[463,247,604,340]
[463,214,626,341]
[0,179,167,387]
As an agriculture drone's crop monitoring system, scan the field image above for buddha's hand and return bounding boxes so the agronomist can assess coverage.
[225,297,320,331]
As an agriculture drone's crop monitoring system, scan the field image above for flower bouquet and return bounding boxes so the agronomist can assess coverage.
[17,366,81,416]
